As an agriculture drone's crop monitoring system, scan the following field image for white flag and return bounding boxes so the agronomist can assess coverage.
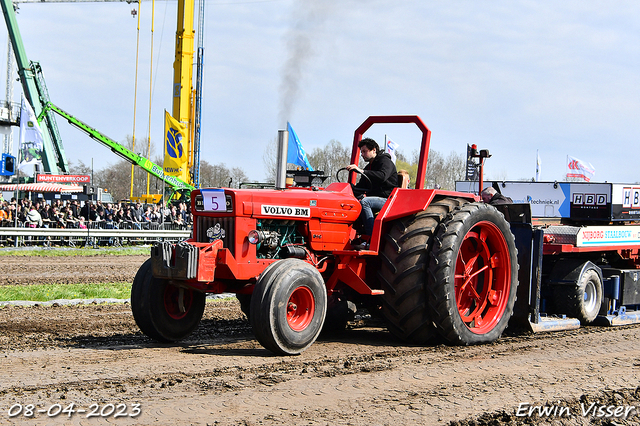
[386,139,399,163]
[567,155,595,182]
[535,150,541,181]
[18,94,45,171]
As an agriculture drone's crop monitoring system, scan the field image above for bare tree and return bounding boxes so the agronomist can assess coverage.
[425,150,445,189]
[229,167,250,188]
[262,138,278,183]
[68,159,92,176]
[199,161,249,188]
[306,139,351,184]
[443,151,466,190]
[423,149,466,190]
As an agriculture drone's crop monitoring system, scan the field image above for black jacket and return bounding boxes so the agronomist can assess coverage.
[354,152,398,198]
[489,193,513,205]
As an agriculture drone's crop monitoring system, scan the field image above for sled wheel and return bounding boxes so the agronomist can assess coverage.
[250,259,327,355]
[131,258,205,342]
[554,268,602,324]
[379,197,466,343]
[428,202,518,345]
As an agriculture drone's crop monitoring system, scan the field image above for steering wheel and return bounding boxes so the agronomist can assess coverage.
[336,167,372,191]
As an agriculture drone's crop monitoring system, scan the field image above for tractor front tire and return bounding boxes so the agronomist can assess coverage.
[379,197,465,344]
[250,259,327,355]
[131,259,206,342]
[428,202,518,345]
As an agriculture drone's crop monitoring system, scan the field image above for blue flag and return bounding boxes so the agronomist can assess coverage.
[287,122,313,170]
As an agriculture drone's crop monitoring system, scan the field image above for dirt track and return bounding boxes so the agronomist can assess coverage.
[1,254,640,425]
[0,254,149,286]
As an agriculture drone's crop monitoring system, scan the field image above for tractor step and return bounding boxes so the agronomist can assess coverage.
[593,309,640,326]
[528,314,580,333]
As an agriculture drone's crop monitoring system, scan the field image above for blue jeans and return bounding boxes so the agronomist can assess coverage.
[360,196,387,235]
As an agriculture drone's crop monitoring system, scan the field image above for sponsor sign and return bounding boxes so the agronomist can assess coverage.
[577,225,640,247]
[36,174,91,183]
[568,183,611,221]
[261,204,311,218]
[455,181,615,220]
[611,185,640,221]
[622,187,640,209]
[455,181,568,218]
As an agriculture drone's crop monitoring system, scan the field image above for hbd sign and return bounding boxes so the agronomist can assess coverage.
[572,193,607,206]
[622,187,640,209]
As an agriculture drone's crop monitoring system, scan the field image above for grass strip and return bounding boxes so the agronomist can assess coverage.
[0,247,150,257]
[0,283,132,302]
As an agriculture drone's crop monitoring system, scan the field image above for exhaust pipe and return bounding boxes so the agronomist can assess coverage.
[275,129,289,190]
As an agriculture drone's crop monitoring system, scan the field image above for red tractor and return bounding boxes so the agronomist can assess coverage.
[131,116,519,355]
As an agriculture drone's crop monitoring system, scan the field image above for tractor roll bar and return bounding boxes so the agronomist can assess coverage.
[351,115,431,190]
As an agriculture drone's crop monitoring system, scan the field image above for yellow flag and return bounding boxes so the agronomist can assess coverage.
[163,111,188,182]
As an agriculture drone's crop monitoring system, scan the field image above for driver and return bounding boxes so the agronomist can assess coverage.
[346,138,398,238]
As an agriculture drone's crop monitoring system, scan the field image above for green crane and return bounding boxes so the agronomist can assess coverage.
[39,102,194,202]
[1,0,68,174]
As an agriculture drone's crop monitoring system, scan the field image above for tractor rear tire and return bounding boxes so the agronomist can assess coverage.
[131,259,206,342]
[428,202,518,345]
[379,197,466,344]
[249,259,327,355]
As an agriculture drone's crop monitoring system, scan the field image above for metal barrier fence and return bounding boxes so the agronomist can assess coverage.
[0,225,191,248]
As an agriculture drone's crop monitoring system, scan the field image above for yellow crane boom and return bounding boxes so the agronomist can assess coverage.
[170,0,195,185]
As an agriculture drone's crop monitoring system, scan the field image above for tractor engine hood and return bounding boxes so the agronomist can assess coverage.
[192,182,361,253]
[196,182,361,223]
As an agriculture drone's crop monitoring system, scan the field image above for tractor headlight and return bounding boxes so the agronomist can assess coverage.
[248,230,262,245]
[248,230,280,249]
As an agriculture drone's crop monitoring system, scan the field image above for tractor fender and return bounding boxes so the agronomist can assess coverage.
[547,259,603,287]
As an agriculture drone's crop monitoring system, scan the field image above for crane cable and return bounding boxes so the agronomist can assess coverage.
[129,0,142,199]
[145,0,155,196]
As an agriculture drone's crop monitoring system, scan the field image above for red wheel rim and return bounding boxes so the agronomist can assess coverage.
[454,220,511,334]
[287,286,315,332]
[164,285,194,320]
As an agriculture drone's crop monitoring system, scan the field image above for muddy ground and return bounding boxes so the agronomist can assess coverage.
[0,254,639,425]
[0,254,149,286]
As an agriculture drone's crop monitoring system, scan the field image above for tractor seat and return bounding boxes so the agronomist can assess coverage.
[397,172,410,189]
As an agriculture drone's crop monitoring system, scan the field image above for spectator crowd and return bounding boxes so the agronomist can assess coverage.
[0,196,192,230]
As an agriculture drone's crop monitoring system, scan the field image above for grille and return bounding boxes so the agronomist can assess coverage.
[196,216,236,256]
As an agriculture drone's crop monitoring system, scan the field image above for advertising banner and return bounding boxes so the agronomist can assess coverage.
[576,225,640,247]
[163,111,189,183]
[456,181,614,221]
[18,94,45,171]
[456,181,568,218]
[37,174,91,184]
[611,185,640,221]
[568,183,611,220]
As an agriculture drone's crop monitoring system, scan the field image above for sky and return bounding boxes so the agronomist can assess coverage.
[2,0,639,184]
